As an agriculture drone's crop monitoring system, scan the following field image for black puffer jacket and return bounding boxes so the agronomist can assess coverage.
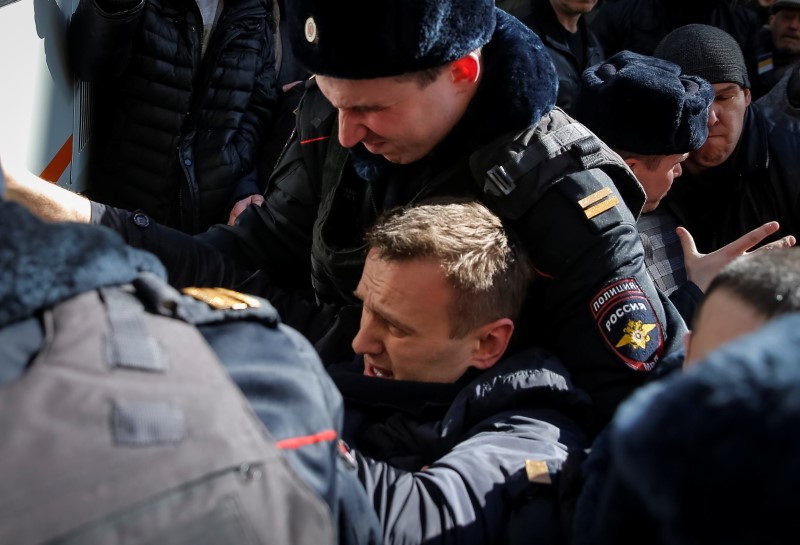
[517,0,604,115]
[70,0,278,233]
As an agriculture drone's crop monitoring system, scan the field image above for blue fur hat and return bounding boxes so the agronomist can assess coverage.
[584,313,800,544]
[287,0,497,79]
[576,50,714,156]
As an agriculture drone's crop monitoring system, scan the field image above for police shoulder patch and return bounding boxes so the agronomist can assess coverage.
[590,278,663,372]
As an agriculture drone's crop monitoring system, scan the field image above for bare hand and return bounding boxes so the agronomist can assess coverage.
[228,194,265,225]
[678,221,797,292]
[1,155,92,223]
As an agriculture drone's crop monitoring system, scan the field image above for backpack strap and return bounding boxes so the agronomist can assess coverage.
[100,286,167,372]
[476,111,645,220]
[483,123,601,198]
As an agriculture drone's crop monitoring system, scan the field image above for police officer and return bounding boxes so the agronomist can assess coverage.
[4,0,687,432]
[0,159,381,545]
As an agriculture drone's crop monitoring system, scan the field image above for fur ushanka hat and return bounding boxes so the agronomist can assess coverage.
[576,50,714,156]
[286,0,497,79]
[574,312,800,545]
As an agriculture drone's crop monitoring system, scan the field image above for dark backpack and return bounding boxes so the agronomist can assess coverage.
[0,272,339,545]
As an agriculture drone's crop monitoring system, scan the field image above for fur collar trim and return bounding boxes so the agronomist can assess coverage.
[0,202,165,327]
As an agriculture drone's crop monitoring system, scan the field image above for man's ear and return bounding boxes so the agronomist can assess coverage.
[470,318,514,371]
[623,156,640,177]
[450,52,481,84]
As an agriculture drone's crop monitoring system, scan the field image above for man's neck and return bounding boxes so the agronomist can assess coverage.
[551,2,581,33]
[683,156,709,176]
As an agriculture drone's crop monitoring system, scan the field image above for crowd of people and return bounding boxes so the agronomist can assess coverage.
[2,0,800,543]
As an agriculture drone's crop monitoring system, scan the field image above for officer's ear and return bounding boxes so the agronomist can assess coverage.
[470,318,514,371]
[623,156,641,177]
[450,52,481,85]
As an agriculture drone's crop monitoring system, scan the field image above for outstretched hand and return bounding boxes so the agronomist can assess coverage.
[228,194,265,225]
[0,155,93,223]
[678,221,797,293]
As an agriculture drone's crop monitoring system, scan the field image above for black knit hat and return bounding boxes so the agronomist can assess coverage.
[654,24,750,88]
[576,51,714,155]
[772,0,800,14]
[286,0,497,79]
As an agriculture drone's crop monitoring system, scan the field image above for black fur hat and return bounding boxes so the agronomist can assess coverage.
[286,0,497,79]
[576,50,714,156]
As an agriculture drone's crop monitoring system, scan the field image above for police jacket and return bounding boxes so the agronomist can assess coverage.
[94,10,687,431]
[329,348,590,545]
[573,314,800,545]
[0,198,381,545]
[69,0,278,234]
[662,103,800,254]
[590,0,767,92]
[517,0,605,115]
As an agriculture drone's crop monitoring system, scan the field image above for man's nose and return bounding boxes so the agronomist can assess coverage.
[338,110,368,148]
[351,314,382,355]
[707,106,719,127]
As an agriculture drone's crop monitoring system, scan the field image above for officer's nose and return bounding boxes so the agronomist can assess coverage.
[338,110,369,148]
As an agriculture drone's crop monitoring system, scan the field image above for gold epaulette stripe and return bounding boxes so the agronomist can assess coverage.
[182,287,262,310]
[577,186,612,208]
[525,459,552,485]
[584,196,620,219]
[578,187,619,220]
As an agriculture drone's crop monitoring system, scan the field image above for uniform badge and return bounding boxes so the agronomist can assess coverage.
[304,17,318,44]
[590,278,663,371]
[182,287,261,310]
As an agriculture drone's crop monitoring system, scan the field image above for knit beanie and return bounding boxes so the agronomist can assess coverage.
[286,0,497,79]
[772,0,800,14]
[576,50,714,155]
[654,24,750,88]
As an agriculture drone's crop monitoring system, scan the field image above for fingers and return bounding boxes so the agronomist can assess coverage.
[676,226,699,258]
[750,234,797,253]
[726,221,780,255]
[228,195,265,225]
[228,202,247,225]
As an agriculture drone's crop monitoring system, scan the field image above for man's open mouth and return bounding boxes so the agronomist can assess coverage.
[368,364,394,379]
